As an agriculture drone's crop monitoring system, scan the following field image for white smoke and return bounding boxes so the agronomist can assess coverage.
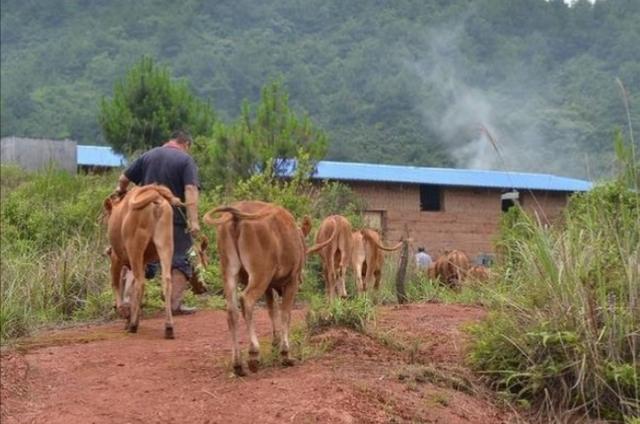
[405,22,588,177]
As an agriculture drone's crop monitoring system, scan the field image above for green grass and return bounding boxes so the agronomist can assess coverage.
[468,180,640,422]
[306,294,376,334]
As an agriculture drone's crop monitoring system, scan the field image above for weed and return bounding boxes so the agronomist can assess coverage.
[306,294,376,333]
[469,178,640,421]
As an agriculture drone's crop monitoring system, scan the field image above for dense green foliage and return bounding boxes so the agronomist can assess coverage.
[2,0,638,178]
[469,151,640,420]
[99,56,215,154]
[0,168,115,341]
[193,80,327,188]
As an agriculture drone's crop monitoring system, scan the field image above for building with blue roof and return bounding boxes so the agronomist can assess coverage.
[74,144,591,260]
[77,145,126,168]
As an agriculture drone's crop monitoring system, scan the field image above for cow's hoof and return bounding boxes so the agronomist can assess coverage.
[117,303,131,319]
[248,358,260,373]
[164,325,174,339]
[127,323,138,333]
[281,357,296,367]
[233,364,247,377]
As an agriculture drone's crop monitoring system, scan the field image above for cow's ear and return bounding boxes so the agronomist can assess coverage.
[300,216,312,237]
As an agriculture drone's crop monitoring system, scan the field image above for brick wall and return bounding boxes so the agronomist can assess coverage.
[520,190,568,226]
[348,181,570,262]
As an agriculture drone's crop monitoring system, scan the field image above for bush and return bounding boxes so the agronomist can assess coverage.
[0,169,116,342]
[1,168,114,250]
[306,295,376,333]
[469,181,640,421]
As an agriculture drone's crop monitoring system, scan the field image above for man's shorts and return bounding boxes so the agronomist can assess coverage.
[145,222,193,279]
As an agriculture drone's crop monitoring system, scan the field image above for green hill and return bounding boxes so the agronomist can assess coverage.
[1,0,638,178]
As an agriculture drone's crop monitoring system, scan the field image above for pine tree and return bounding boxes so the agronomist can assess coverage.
[99,56,215,154]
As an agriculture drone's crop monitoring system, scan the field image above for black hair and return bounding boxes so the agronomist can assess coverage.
[171,130,193,145]
[418,247,425,252]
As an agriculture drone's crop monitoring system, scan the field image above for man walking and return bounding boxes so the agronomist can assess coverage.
[415,247,433,271]
[115,130,201,314]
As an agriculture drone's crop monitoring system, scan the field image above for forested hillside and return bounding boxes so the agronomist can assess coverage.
[1,0,638,178]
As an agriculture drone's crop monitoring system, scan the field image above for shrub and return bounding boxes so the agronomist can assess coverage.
[469,181,640,421]
[306,294,376,333]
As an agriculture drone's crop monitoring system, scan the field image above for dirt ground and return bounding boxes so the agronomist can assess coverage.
[1,303,518,424]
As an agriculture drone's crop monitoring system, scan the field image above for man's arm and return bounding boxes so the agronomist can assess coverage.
[182,156,200,237]
[115,155,144,195]
[185,184,200,237]
[115,173,130,195]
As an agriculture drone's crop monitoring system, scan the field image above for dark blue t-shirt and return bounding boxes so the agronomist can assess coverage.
[124,145,199,224]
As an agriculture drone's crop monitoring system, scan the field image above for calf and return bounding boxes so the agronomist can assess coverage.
[432,249,471,288]
[351,229,402,293]
[466,265,491,283]
[104,184,180,338]
[204,201,333,376]
[315,215,353,299]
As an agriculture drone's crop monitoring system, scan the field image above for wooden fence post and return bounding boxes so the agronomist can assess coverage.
[395,225,410,304]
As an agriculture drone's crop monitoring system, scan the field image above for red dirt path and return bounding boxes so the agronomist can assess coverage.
[1,303,517,423]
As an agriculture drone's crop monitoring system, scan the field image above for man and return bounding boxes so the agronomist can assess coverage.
[115,130,201,315]
[415,247,433,270]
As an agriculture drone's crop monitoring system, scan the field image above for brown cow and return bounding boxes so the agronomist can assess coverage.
[204,201,333,376]
[110,235,210,296]
[432,249,471,288]
[316,215,353,299]
[351,229,402,293]
[104,184,180,338]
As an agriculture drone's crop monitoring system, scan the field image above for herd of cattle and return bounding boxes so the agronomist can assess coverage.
[103,184,490,375]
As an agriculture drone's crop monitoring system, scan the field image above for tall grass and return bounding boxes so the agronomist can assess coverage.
[468,178,639,421]
[0,167,117,342]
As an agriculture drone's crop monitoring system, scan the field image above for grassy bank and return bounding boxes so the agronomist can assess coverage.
[468,180,639,421]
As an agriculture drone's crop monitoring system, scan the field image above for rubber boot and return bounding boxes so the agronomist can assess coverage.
[171,270,196,315]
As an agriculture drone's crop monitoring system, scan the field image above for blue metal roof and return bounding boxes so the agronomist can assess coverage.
[75,145,591,192]
[77,145,126,167]
[308,161,592,192]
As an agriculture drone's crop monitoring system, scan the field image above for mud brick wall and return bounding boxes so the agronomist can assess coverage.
[348,181,570,262]
[520,190,568,226]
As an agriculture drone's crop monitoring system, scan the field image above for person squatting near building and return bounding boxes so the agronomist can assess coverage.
[415,247,433,271]
[114,130,201,315]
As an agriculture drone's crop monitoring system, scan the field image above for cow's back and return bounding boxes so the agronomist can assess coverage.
[316,215,352,260]
[224,201,305,282]
[361,229,385,270]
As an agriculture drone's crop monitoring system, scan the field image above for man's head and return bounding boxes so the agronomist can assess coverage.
[418,247,425,253]
[171,130,193,150]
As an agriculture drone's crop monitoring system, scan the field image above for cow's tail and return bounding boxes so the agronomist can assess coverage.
[306,217,338,255]
[361,230,403,252]
[130,185,182,210]
[203,206,273,226]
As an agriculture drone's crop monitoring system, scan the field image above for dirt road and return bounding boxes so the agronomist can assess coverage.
[1,303,515,423]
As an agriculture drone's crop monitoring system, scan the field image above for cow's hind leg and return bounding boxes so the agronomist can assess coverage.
[279,277,300,367]
[334,249,347,298]
[221,254,243,376]
[125,236,149,334]
[239,274,270,373]
[265,288,282,348]
[354,260,364,294]
[110,259,128,319]
[153,234,174,339]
